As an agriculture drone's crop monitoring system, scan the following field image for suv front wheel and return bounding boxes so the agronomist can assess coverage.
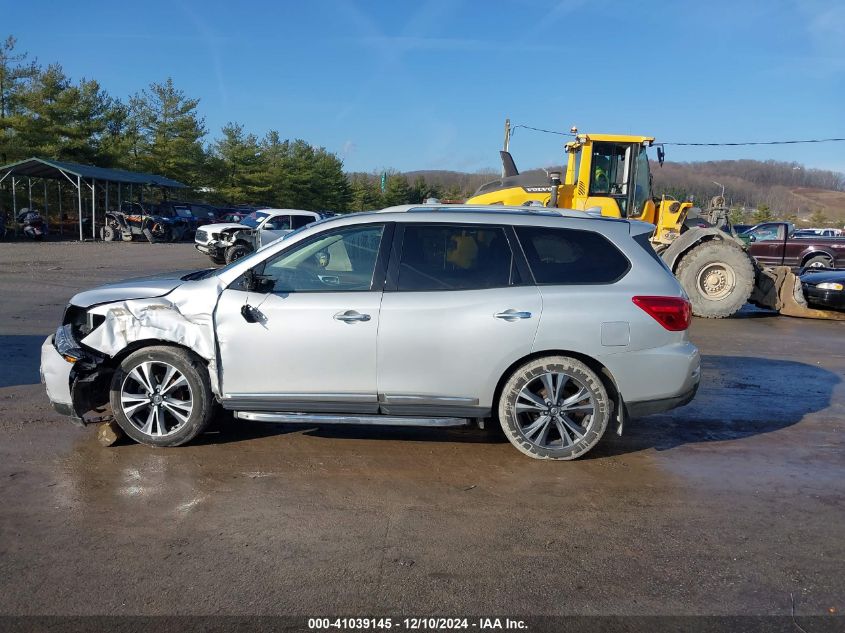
[498,356,610,460]
[109,346,214,447]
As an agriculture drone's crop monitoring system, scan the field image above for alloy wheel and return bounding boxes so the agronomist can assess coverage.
[120,361,194,438]
[513,371,596,449]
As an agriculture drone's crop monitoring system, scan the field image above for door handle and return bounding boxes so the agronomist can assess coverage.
[494,309,532,321]
[334,310,371,323]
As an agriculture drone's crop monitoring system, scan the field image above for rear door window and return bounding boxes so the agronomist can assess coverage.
[397,224,518,291]
[291,214,314,229]
[515,226,630,284]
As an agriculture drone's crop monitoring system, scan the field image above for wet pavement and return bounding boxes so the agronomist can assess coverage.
[0,243,843,617]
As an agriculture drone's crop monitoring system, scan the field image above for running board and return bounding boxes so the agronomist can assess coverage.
[234,411,469,428]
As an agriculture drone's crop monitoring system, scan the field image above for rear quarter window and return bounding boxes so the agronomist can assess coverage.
[515,226,630,285]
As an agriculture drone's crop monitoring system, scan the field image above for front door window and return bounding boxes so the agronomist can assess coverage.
[260,224,385,292]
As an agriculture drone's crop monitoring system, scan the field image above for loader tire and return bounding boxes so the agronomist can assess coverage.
[676,241,754,319]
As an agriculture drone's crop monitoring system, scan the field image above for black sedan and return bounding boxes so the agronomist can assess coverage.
[800,269,845,310]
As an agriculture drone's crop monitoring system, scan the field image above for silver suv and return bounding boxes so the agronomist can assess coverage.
[41,205,700,460]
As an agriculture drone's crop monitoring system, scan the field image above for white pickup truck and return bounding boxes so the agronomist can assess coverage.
[195,209,323,264]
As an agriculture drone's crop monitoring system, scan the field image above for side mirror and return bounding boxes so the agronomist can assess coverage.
[748,235,756,243]
[263,223,277,231]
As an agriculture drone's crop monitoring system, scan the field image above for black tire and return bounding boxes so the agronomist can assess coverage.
[675,241,754,319]
[803,255,833,270]
[109,346,214,447]
[101,225,117,241]
[225,243,253,264]
[498,356,611,460]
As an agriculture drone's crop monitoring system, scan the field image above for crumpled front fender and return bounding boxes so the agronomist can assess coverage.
[79,281,224,395]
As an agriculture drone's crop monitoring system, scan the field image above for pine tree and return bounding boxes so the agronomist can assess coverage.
[382,174,410,206]
[751,204,774,225]
[349,174,383,211]
[211,122,268,204]
[14,65,112,164]
[408,175,428,203]
[131,78,207,186]
[0,35,39,163]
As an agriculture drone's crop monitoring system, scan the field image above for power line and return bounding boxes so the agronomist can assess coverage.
[662,138,845,146]
[510,124,572,137]
[510,123,845,146]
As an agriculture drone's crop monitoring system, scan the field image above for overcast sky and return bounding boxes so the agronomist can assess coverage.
[6,0,845,173]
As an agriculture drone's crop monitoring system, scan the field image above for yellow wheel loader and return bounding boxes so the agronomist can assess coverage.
[467,130,758,318]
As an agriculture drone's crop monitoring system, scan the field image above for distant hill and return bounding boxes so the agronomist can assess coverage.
[349,159,845,226]
[651,160,845,225]
[775,187,845,223]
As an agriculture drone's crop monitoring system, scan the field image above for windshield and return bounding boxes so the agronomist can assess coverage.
[174,207,194,218]
[240,211,270,228]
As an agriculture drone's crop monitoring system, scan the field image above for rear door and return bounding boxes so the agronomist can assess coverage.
[377,223,541,416]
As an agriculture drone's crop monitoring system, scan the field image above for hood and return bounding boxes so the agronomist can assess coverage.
[801,269,845,286]
[69,270,204,308]
[200,222,247,233]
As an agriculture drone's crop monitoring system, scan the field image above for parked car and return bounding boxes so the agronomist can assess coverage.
[195,209,323,265]
[740,222,845,269]
[154,201,201,240]
[794,228,843,238]
[41,204,700,461]
[799,268,845,310]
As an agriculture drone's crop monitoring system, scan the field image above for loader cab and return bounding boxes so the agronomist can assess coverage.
[565,135,657,224]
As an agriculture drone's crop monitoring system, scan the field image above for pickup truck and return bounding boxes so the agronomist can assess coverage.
[195,209,323,265]
[740,222,845,269]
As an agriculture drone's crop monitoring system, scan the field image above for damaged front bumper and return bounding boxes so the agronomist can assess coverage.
[195,242,226,259]
[40,328,106,427]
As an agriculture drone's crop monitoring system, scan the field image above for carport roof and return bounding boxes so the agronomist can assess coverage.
[0,157,187,188]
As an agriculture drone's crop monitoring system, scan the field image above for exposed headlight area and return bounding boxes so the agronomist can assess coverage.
[55,308,106,367]
[54,324,86,363]
[62,305,105,340]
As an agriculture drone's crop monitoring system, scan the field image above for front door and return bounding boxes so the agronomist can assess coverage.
[745,223,786,266]
[377,223,541,417]
[258,214,292,246]
[215,222,390,413]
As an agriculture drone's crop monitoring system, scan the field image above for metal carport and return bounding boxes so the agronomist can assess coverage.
[0,158,187,240]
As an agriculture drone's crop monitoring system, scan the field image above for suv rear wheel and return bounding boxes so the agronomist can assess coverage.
[498,356,610,460]
[109,346,214,447]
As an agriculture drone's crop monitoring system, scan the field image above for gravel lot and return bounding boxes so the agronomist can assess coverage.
[0,242,843,622]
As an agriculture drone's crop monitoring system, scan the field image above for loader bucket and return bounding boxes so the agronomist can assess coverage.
[751,266,845,321]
